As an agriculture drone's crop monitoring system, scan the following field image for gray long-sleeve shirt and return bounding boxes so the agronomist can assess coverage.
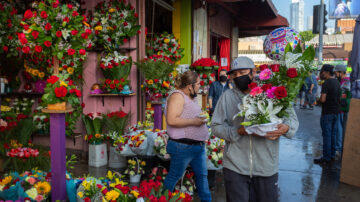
[211,88,299,177]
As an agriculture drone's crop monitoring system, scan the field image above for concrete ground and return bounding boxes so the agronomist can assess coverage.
[70,106,360,202]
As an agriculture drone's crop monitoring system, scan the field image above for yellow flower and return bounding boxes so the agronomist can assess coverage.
[131,190,140,198]
[147,80,154,85]
[106,26,114,31]
[32,69,39,76]
[60,81,68,87]
[162,81,169,88]
[38,72,45,78]
[180,192,186,199]
[141,161,146,166]
[107,170,114,181]
[0,176,12,186]
[141,85,144,88]
[95,26,103,31]
[109,8,116,13]
[35,181,51,194]
[1,105,11,112]
[67,67,74,74]
[95,133,101,138]
[84,135,88,141]
[77,191,84,198]
[129,171,135,176]
[83,21,90,27]
[105,190,120,201]
[157,51,161,55]
[164,38,170,43]
[58,67,63,71]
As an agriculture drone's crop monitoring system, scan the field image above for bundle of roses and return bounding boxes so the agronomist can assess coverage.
[0,1,22,57]
[20,175,51,201]
[42,74,81,107]
[100,51,132,80]
[175,171,196,196]
[19,0,93,61]
[101,78,129,93]
[191,58,219,70]
[147,32,184,62]
[91,0,140,49]
[153,131,170,160]
[124,158,146,176]
[206,134,225,168]
[83,112,105,145]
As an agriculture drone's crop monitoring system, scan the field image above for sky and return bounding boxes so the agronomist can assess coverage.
[273,0,336,31]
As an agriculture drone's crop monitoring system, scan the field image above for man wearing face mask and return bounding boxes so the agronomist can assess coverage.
[211,57,299,202]
[208,69,232,115]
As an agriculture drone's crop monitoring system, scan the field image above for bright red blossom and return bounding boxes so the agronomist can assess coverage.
[67,49,75,55]
[45,23,52,31]
[40,11,48,19]
[54,86,67,98]
[47,75,59,84]
[286,68,298,78]
[274,86,287,99]
[44,41,52,47]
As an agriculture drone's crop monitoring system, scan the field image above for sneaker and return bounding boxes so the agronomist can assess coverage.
[314,157,330,165]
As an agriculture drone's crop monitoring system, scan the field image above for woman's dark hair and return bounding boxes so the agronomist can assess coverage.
[321,64,334,76]
[175,71,199,89]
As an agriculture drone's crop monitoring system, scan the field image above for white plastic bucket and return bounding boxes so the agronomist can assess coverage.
[108,146,127,168]
[89,143,108,167]
[130,174,141,184]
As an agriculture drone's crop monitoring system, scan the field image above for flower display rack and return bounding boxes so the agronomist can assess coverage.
[0,92,44,97]
[90,93,136,106]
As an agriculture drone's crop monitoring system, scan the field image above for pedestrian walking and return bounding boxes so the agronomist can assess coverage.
[164,71,211,202]
[303,71,318,110]
[211,57,299,202]
[334,64,351,157]
[314,64,341,165]
[208,69,232,114]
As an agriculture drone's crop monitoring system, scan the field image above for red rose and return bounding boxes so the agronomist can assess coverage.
[261,84,273,91]
[105,79,111,84]
[67,4,73,9]
[123,21,128,26]
[107,37,112,42]
[110,84,116,89]
[79,49,86,55]
[54,86,67,97]
[34,46,42,53]
[22,46,30,54]
[63,17,69,23]
[259,64,269,71]
[134,13,138,18]
[200,80,205,86]
[202,74,207,79]
[3,46,8,52]
[56,31,62,37]
[24,9,33,19]
[20,37,28,45]
[81,103,85,108]
[44,41,51,47]
[218,160,223,165]
[52,2,59,8]
[286,68,298,78]
[81,33,88,39]
[271,64,280,72]
[40,11,48,19]
[67,49,75,55]
[45,23,52,31]
[248,82,258,89]
[85,29,92,35]
[72,11,79,17]
[23,24,30,30]
[75,89,81,97]
[274,86,287,99]
[47,75,59,84]
[123,38,128,43]
[71,30,78,35]
[120,61,125,65]
[7,35,12,40]
[32,31,39,39]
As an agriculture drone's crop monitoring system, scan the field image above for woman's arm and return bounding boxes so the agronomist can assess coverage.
[166,93,205,127]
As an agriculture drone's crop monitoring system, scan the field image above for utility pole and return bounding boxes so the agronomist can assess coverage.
[318,0,324,63]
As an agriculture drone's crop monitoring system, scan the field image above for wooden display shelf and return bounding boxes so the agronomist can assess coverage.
[90,93,136,106]
[0,92,44,97]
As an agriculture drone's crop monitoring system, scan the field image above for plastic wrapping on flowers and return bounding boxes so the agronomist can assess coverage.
[175,171,196,196]
[153,131,170,160]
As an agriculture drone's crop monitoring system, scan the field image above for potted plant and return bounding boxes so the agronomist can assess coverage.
[82,112,107,167]
[42,74,81,110]
[124,158,146,184]
[104,110,130,168]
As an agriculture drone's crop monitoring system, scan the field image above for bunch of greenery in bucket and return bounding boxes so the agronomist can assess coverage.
[42,74,81,110]
[124,158,146,179]
[82,112,105,145]
[90,0,140,49]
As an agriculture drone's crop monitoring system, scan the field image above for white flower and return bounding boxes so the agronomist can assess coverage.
[100,17,108,25]
[284,52,304,69]
[257,100,283,123]
[211,154,218,161]
[61,29,71,40]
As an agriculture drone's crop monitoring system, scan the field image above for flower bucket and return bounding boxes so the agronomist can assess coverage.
[196,66,203,71]
[47,102,66,110]
[89,143,108,167]
[130,174,141,184]
[109,146,127,168]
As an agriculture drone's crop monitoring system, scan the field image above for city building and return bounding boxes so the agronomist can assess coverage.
[307,16,313,31]
[290,0,304,32]
[337,19,356,34]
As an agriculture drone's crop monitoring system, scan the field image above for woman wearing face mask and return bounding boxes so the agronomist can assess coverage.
[211,57,299,202]
[164,71,212,202]
[208,69,233,115]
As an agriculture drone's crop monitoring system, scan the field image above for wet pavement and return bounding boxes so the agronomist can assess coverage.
[70,105,360,202]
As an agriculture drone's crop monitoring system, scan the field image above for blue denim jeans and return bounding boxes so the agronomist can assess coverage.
[336,113,344,152]
[320,114,338,161]
[164,140,211,202]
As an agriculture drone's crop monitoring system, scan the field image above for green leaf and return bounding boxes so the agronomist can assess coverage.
[293,44,303,54]
[57,52,63,60]
[284,43,293,54]
[302,45,315,61]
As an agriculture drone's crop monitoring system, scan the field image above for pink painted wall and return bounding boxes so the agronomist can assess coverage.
[33,0,146,152]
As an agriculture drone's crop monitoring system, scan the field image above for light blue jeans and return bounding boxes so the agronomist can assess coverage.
[164,140,211,202]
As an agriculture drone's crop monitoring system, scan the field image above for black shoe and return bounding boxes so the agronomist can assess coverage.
[314,157,330,165]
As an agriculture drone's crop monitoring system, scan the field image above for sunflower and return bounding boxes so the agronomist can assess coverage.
[67,67,74,74]
[95,26,103,31]
[105,190,120,201]
[32,69,39,76]
[35,181,51,194]
[0,176,12,186]
[38,72,45,78]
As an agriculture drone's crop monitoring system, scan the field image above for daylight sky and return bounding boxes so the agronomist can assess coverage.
[273,0,336,30]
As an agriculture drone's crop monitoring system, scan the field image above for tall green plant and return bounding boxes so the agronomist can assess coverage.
[136,56,174,80]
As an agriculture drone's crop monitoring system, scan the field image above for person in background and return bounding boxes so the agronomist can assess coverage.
[303,71,318,110]
[296,84,305,108]
[208,69,232,114]
[314,64,341,165]
[164,71,211,202]
[334,64,351,158]
[211,57,298,202]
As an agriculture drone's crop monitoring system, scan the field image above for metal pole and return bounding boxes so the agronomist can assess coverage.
[318,0,324,63]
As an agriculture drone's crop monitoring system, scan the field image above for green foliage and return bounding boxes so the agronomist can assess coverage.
[66,154,78,170]
[136,59,174,80]
[299,31,317,42]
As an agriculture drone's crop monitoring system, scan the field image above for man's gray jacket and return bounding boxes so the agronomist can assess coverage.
[211,88,299,177]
